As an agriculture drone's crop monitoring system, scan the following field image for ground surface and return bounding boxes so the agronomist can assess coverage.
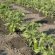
[0,0,55,55]
[0,33,32,55]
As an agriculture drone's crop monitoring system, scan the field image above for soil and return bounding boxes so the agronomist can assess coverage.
[0,0,55,55]
[0,19,8,34]
[0,33,32,55]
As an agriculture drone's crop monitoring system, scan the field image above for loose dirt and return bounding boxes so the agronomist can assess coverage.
[0,33,32,55]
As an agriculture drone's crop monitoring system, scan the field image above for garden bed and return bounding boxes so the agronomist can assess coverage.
[0,0,55,55]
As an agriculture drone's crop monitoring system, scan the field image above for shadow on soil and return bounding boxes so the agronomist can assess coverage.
[0,50,7,55]
[36,19,48,24]
[43,29,55,35]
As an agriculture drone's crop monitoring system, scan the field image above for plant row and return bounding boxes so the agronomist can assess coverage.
[0,2,55,55]
[10,0,55,18]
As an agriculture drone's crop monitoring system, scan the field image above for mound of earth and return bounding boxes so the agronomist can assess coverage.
[0,33,32,55]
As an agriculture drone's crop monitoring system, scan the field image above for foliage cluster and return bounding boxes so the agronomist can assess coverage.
[0,2,25,32]
[14,0,55,17]
[22,22,55,55]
